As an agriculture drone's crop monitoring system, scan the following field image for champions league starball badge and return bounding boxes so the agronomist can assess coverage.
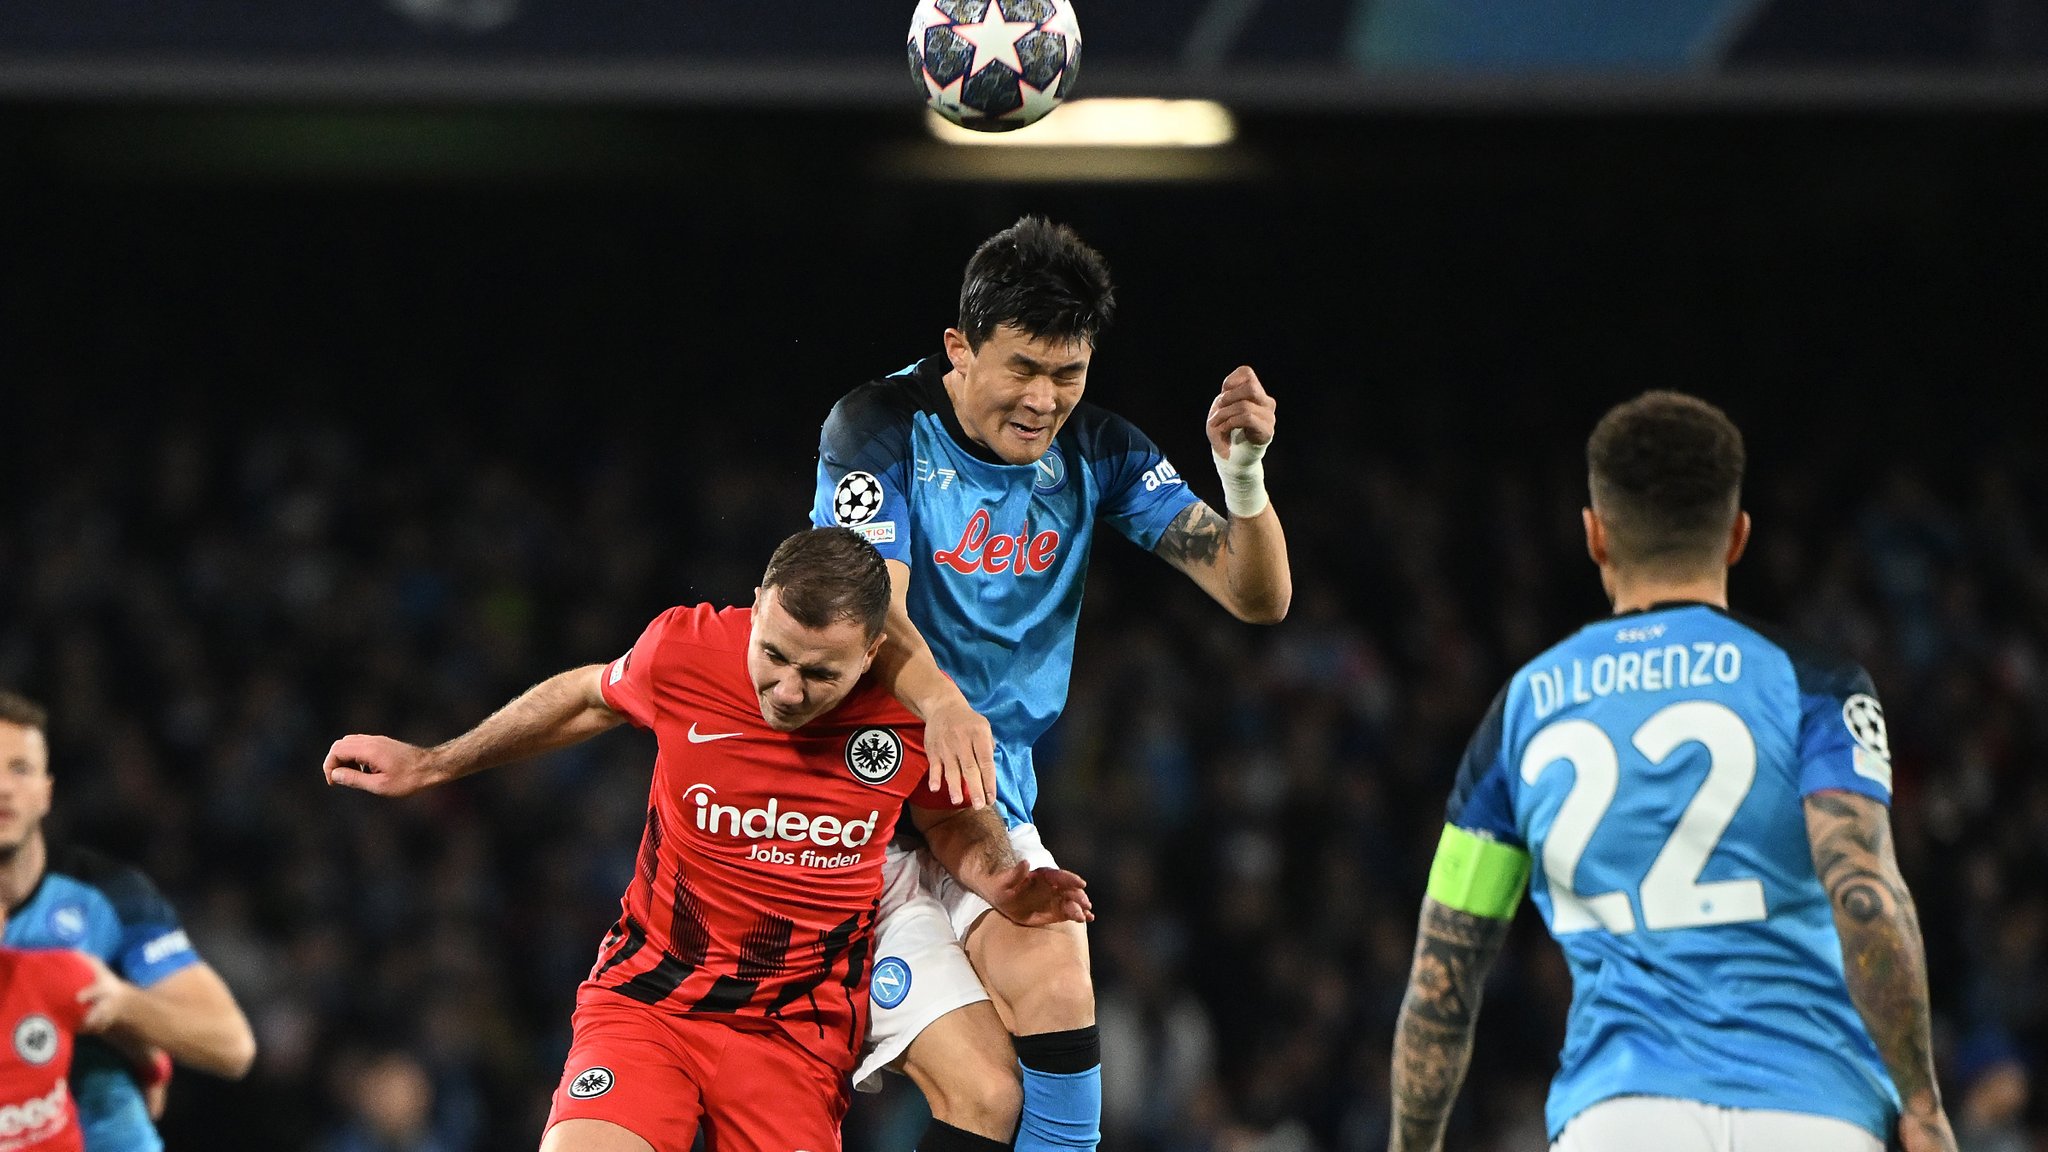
[833,472,885,526]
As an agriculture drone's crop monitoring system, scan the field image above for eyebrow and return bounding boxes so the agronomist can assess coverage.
[1009,352,1087,377]
[763,644,840,677]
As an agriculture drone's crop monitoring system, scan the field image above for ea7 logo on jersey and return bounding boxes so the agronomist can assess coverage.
[13,1015,57,1066]
[846,727,904,785]
[1843,693,1893,792]
[568,1066,614,1099]
[833,471,885,526]
[1142,460,1183,492]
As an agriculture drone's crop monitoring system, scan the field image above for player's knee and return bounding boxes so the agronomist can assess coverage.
[908,1041,1023,1137]
[1007,957,1095,1032]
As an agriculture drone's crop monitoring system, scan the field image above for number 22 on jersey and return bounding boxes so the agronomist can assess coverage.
[1524,700,1768,935]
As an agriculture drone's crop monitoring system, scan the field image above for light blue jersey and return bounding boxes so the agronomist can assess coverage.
[812,356,1199,827]
[4,845,201,1152]
[1446,602,1900,1139]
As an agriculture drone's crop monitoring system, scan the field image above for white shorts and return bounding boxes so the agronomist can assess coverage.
[853,824,1059,1092]
[1553,1096,1885,1152]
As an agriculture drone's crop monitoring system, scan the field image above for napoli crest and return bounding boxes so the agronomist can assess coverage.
[871,957,913,1010]
[1033,444,1068,495]
[50,904,88,944]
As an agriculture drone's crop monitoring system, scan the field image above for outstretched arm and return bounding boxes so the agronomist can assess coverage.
[1389,897,1512,1152]
[912,804,1091,927]
[1153,367,1290,624]
[1805,790,1957,1152]
[322,664,622,797]
[81,959,256,1080]
[871,560,998,808]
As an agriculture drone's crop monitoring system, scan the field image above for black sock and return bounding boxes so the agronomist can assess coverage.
[1012,1025,1100,1075]
[920,1119,1014,1152]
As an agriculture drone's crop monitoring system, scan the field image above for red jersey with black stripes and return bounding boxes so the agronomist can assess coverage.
[0,947,92,1152]
[585,603,958,1073]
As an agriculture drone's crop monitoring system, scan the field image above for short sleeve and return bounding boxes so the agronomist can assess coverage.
[887,723,958,811]
[1083,410,1202,551]
[46,951,99,1032]
[1443,684,1524,847]
[812,384,916,565]
[601,606,690,730]
[98,867,201,988]
[1795,663,1894,805]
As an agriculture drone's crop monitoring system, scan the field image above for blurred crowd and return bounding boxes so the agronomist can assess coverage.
[2,406,2043,1152]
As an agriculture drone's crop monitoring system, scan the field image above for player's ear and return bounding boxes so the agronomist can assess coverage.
[1582,508,1609,567]
[1725,511,1752,567]
[943,328,974,373]
[862,631,886,670]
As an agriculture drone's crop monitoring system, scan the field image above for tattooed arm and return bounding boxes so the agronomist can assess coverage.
[1154,499,1291,623]
[1805,790,1958,1152]
[1389,897,1514,1152]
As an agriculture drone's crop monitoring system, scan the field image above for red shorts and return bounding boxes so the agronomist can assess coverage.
[545,991,851,1152]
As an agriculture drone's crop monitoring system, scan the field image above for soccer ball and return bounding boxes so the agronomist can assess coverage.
[908,0,1081,133]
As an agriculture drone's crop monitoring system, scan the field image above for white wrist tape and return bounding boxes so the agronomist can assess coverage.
[1213,431,1270,518]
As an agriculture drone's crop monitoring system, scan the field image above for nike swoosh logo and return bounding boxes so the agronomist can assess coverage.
[687,723,742,743]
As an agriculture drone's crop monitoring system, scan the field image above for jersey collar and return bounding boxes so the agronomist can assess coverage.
[1609,599,1727,621]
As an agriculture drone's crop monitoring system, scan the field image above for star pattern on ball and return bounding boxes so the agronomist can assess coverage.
[947,0,1040,80]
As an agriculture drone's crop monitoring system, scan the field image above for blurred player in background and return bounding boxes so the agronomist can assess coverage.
[323,528,1094,1152]
[811,217,1291,1152]
[0,691,256,1152]
[1388,392,1955,1152]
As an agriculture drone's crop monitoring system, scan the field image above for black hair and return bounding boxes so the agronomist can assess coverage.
[958,216,1115,349]
[759,528,891,639]
[1587,391,1746,572]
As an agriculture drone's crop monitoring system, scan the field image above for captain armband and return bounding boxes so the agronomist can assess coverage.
[1426,824,1531,921]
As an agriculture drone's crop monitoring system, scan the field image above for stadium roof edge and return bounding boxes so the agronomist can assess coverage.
[3,59,2048,110]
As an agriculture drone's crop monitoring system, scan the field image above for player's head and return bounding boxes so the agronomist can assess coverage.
[942,216,1116,466]
[0,690,53,860]
[749,528,891,731]
[1584,391,1750,595]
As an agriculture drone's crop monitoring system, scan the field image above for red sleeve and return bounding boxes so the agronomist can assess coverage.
[599,606,696,729]
[42,951,97,1034]
[895,723,966,812]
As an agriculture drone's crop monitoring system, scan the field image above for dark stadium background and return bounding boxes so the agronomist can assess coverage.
[5,6,2048,1148]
